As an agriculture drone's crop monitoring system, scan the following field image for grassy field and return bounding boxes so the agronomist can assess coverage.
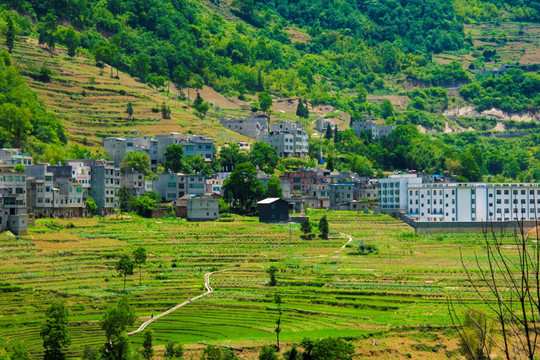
[0,211,524,358]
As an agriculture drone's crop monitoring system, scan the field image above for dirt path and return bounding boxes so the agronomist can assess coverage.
[128,233,355,336]
[127,268,231,336]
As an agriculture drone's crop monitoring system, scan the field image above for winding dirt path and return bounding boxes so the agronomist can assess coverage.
[127,268,231,336]
[128,233,355,336]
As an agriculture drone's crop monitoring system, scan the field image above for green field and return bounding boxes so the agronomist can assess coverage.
[0,212,523,358]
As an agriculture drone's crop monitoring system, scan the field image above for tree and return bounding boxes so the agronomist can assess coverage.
[222,162,265,214]
[249,141,279,173]
[38,11,57,50]
[300,218,312,237]
[380,99,394,120]
[300,337,355,360]
[13,164,25,173]
[325,123,333,140]
[164,144,184,173]
[6,345,31,360]
[201,345,239,360]
[266,177,283,199]
[456,309,494,360]
[283,345,301,360]
[126,102,134,121]
[161,102,171,119]
[274,294,283,351]
[100,297,136,360]
[116,254,134,293]
[193,92,209,119]
[259,345,278,360]
[448,222,540,360]
[0,103,32,146]
[319,215,329,239]
[118,186,132,213]
[219,143,248,172]
[132,53,150,81]
[133,247,147,286]
[121,151,150,175]
[296,99,309,120]
[64,26,79,58]
[140,330,154,359]
[130,194,157,218]
[5,12,15,53]
[172,66,190,95]
[40,302,71,360]
[164,342,184,359]
[86,196,97,215]
[258,92,272,114]
[231,0,254,20]
[326,155,335,172]
[267,265,278,286]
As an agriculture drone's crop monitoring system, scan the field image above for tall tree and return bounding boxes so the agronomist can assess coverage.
[141,330,154,359]
[121,151,150,175]
[249,141,279,173]
[258,92,272,114]
[5,12,15,54]
[64,26,79,59]
[274,294,283,351]
[318,215,329,239]
[126,102,134,121]
[259,345,279,360]
[380,99,395,120]
[40,302,71,360]
[266,177,283,199]
[222,162,265,214]
[116,254,134,293]
[325,123,333,140]
[38,11,57,51]
[267,265,278,286]
[300,218,311,237]
[164,144,184,173]
[133,247,147,286]
[118,186,132,213]
[100,297,136,360]
[219,143,248,172]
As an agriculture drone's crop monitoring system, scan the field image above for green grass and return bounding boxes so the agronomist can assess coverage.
[0,212,524,357]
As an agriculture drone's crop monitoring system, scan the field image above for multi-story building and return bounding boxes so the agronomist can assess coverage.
[408,183,540,222]
[261,122,309,158]
[354,181,379,201]
[280,170,324,197]
[378,174,422,210]
[187,195,219,221]
[329,183,354,208]
[66,161,92,191]
[0,149,33,169]
[103,136,156,167]
[220,114,269,140]
[205,177,223,195]
[352,119,395,140]
[121,172,146,197]
[66,160,120,215]
[314,118,337,133]
[0,168,28,234]
[153,173,206,202]
[155,133,214,163]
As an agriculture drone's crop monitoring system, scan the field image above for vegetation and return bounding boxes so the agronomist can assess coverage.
[223,162,265,214]
[40,302,71,360]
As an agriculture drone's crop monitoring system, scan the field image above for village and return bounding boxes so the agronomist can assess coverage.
[1,113,538,236]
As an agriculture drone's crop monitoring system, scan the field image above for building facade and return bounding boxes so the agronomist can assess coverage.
[352,120,395,140]
[261,122,309,158]
[219,114,269,139]
[408,183,540,222]
[378,174,422,210]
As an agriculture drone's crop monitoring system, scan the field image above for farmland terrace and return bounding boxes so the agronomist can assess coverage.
[0,211,521,358]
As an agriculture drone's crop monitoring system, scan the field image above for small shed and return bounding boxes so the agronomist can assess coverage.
[257,198,289,223]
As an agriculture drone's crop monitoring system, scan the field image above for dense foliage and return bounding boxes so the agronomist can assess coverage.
[0,49,65,153]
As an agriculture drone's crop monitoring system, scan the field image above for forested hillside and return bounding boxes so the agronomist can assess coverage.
[0,0,539,181]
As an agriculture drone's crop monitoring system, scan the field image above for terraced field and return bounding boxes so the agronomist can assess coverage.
[0,212,521,358]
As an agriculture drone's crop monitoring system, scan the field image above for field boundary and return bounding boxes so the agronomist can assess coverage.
[127,268,233,336]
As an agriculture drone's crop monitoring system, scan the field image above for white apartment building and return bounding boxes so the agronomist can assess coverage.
[261,122,309,158]
[408,183,540,222]
[378,174,422,209]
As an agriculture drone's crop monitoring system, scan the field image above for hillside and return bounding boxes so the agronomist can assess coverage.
[7,37,253,149]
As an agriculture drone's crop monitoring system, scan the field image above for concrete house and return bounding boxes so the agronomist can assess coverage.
[220,114,269,140]
[153,173,206,202]
[352,119,395,140]
[261,122,309,158]
[329,183,354,209]
[187,195,219,221]
[0,168,28,235]
[257,198,289,223]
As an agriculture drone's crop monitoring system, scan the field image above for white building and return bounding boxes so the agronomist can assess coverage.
[378,174,422,210]
[408,183,540,222]
[352,120,395,140]
[261,122,309,158]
